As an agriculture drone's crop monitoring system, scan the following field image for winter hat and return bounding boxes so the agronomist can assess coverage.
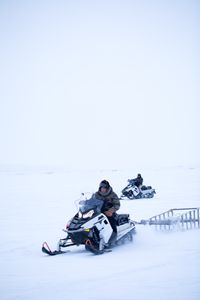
[99,180,110,189]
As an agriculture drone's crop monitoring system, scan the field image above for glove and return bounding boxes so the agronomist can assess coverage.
[104,207,115,217]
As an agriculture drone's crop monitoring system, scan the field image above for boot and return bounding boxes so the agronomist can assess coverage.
[108,231,117,247]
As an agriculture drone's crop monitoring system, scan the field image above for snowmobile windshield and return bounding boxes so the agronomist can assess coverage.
[78,195,104,214]
[128,179,136,186]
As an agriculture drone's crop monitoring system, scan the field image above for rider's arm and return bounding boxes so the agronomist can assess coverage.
[112,192,120,211]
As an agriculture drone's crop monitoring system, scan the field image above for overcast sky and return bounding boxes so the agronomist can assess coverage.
[0,0,199,169]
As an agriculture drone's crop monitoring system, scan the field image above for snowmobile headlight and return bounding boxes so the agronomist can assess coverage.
[82,209,94,219]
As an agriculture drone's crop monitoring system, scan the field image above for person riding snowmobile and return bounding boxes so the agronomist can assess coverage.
[129,173,143,188]
[42,182,135,255]
[93,180,120,244]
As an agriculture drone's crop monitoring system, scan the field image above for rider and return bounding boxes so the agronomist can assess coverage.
[129,173,143,188]
[94,180,120,244]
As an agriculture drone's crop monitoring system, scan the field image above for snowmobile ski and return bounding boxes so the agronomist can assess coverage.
[42,242,69,256]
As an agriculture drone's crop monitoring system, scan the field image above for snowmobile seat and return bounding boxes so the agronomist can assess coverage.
[115,214,129,226]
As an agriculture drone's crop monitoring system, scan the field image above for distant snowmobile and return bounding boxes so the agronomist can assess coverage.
[121,179,156,200]
[42,193,136,255]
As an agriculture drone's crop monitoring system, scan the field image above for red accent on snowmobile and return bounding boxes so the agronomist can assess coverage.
[85,239,109,255]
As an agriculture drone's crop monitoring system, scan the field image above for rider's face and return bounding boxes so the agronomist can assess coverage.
[100,187,108,193]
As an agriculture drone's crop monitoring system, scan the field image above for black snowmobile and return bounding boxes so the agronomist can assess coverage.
[121,179,156,200]
[42,193,136,255]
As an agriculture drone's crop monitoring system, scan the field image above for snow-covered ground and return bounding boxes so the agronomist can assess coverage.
[0,165,200,300]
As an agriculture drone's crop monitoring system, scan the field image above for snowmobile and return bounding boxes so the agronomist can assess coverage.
[42,193,136,255]
[121,179,156,200]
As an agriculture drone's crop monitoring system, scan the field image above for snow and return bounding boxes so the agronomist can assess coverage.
[0,1,199,298]
[0,165,200,300]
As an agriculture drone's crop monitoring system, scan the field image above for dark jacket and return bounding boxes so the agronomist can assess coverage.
[94,187,120,212]
[130,175,143,187]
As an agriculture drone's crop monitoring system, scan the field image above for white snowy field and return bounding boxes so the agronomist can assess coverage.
[0,165,200,300]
